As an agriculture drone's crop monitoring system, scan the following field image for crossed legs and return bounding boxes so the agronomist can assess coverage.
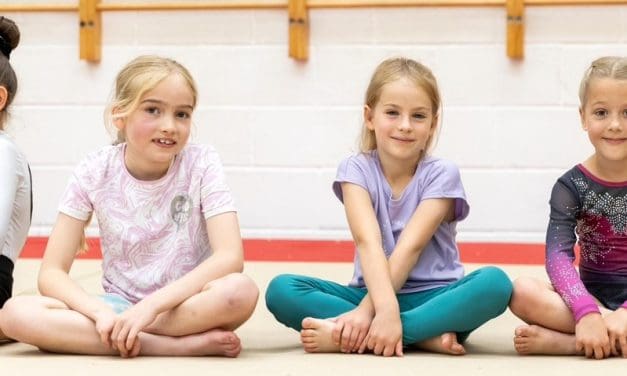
[0,273,258,357]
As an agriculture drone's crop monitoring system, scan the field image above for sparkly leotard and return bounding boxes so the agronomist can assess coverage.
[546,164,627,322]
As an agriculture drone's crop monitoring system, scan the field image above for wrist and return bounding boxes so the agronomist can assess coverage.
[374,302,400,317]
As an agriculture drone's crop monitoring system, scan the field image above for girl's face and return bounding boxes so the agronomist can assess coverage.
[365,78,437,166]
[115,73,194,180]
[580,77,627,168]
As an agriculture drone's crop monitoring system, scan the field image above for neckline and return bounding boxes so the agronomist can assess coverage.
[373,150,424,201]
[120,143,179,185]
[577,164,627,188]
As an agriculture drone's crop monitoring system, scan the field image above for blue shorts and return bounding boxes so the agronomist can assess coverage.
[98,293,133,314]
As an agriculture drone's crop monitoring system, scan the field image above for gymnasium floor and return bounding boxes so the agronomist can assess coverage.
[1,260,623,375]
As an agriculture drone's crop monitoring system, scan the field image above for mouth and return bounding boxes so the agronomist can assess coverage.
[153,138,177,147]
[391,137,415,143]
[603,137,627,145]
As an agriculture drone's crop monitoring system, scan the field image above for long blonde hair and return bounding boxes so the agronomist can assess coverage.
[359,57,442,154]
[579,56,627,107]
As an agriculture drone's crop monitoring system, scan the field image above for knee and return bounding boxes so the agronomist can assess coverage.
[264,274,297,314]
[218,273,259,314]
[0,296,38,338]
[509,277,541,319]
[478,266,513,310]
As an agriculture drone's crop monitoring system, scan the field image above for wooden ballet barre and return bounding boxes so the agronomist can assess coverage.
[0,0,625,62]
[2,0,627,12]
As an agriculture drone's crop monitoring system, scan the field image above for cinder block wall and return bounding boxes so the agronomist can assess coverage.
[4,3,627,243]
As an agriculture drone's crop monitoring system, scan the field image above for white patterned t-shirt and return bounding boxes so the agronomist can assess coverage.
[59,143,236,303]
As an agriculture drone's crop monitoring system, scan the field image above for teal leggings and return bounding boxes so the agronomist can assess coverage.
[265,266,512,345]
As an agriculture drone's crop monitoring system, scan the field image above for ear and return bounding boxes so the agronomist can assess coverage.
[364,105,375,131]
[579,107,587,131]
[430,113,440,135]
[113,117,125,131]
[111,107,126,131]
[0,86,8,112]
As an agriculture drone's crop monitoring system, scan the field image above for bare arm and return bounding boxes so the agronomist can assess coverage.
[386,197,454,290]
[38,213,112,320]
[109,211,244,353]
[355,197,454,312]
[139,211,243,314]
[342,183,396,316]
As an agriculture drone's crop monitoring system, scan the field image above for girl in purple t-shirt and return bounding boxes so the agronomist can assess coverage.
[509,56,627,359]
[266,57,512,356]
[0,56,258,357]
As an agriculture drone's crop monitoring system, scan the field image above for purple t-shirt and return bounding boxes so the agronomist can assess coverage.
[333,151,469,293]
[59,143,236,303]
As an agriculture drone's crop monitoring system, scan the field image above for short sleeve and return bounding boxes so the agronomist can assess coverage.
[200,148,236,219]
[58,158,94,221]
[332,156,371,203]
[421,160,469,222]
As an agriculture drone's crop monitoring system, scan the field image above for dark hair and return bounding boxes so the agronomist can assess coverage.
[0,16,20,130]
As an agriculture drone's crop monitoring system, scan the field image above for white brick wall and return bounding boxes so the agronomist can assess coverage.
[3,4,625,243]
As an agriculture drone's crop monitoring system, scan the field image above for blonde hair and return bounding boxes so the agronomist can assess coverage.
[105,55,198,144]
[579,56,627,107]
[359,57,442,153]
[78,56,197,253]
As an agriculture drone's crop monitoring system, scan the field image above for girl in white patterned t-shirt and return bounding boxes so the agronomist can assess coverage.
[0,55,259,357]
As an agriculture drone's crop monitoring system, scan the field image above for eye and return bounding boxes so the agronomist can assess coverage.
[412,113,427,120]
[622,109,627,118]
[385,110,399,116]
[593,109,607,118]
[176,111,191,119]
[145,106,160,115]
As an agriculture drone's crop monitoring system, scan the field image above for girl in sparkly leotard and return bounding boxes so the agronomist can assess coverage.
[509,56,627,359]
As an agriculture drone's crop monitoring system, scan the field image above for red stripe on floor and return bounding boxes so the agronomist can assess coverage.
[19,237,548,264]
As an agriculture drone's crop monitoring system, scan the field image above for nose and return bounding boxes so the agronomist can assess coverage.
[398,115,411,131]
[608,115,622,131]
[160,115,176,133]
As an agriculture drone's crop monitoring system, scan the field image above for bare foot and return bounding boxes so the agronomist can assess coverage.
[300,317,341,353]
[176,329,241,357]
[513,325,577,355]
[415,332,466,355]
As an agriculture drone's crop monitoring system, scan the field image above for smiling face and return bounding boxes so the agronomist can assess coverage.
[365,77,438,167]
[580,77,627,173]
[115,73,195,180]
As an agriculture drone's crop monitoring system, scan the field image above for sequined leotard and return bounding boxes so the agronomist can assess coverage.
[546,164,627,322]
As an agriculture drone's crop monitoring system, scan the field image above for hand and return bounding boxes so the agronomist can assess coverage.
[575,313,610,359]
[110,300,159,357]
[93,308,117,349]
[364,310,403,357]
[331,305,374,353]
[604,307,627,357]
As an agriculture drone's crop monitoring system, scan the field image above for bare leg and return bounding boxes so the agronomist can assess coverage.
[146,273,259,335]
[510,277,576,332]
[509,277,580,355]
[0,273,258,356]
[414,332,466,355]
[0,295,243,356]
[0,309,8,341]
[300,317,341,353]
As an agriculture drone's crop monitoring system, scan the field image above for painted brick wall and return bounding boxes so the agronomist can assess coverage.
[3,3,627,243]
